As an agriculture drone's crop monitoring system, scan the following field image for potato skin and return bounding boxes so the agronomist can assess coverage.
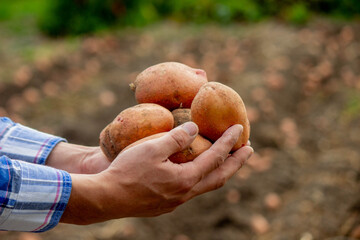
[100,103,174,161]
[172,108,191,128]
[131,62,208,110]
[99,125,117,161]
[121,132,166,153]
[170,134,212,163]
[191,82,250,151]
[122,132,212,163]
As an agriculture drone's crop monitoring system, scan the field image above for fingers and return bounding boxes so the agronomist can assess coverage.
[151,122,199,158]
[181,124,243,183]
[185,146,254,200]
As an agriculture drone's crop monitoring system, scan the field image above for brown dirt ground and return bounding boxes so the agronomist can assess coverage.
[1,19,360,240]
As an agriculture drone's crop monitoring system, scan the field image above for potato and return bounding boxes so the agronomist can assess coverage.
[122,132,212,164]
[100,103,174,161]
[130,62,208,110]
[191,82,250,151]
[170,134,212,163]
[172,108,191,127]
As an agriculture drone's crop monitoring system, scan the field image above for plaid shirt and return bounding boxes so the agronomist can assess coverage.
[0,117,72,232]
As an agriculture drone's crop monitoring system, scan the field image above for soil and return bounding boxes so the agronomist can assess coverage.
[1,19,360,240]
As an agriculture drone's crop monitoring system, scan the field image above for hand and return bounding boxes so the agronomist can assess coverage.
[60,122,253,225]
[46,143,111,174]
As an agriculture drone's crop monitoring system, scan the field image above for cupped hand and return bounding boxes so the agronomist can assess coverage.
[61,122,253,225]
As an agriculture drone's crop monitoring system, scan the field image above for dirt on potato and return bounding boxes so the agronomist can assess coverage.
[172,108,191,127]
[191,82,250,150]
[100,103,174,161]
[1,19,360,240]
[132,62,208,110]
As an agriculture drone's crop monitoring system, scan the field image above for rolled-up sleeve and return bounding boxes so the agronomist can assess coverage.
[0,117,67,165]
[0,117,72,232]
[0,157,71,232]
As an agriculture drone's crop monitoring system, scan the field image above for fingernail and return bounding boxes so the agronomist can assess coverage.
[224,124,243,142]
[236,124,243,133]
[235,125,243,139]
[181,122,198,137]
[247,147,254,160]
[247,140,251,146]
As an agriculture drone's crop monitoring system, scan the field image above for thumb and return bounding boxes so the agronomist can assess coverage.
[153,122,198,158]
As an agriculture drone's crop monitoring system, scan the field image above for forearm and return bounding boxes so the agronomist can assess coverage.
[46,142,110,174]
[46,142,91,173]
[60,173,114,225]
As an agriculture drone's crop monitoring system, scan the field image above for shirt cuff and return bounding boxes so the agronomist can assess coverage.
[0,157,72,232]
[0,117,67,165]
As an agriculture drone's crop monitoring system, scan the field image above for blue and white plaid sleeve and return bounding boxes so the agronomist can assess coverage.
[0,117,72,232]
[0,117,66,165]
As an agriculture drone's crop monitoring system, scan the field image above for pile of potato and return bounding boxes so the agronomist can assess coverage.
[99,62,250,163]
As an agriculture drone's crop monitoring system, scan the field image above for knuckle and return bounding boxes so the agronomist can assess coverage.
[164,205,178,214]
[224,134,237,146]
[170,131,188,151]
[218,130,238,147]
[215,176,227,189]
[163,208,173,214]
[209,148,226,168]
[233,154,246,169]
[177,168,196,192]
[179,178,194,192]
[160,198,184,213]
[170,198,186,207]
[239,162,244,169]
[175,198,186,206]
[140,142,158,156]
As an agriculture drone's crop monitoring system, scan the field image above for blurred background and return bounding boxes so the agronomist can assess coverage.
[1,0,360,239]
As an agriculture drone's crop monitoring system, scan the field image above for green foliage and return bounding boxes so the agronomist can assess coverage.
[216,0,262,22]
[343,93,360,120]
[0,0,48,21]
[39,0,119,36]
[2,0,357,36]
[119,1,160,27]
[284,3,310,24]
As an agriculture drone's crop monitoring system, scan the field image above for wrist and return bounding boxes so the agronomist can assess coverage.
[61,173,110,225]
[79,146,110,174]
[46,142,95,174]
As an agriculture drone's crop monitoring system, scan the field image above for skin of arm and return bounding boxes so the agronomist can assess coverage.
[46,143,111,174]
[59,122,254,225]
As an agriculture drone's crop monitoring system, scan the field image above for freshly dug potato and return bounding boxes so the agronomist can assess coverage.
[130,62,208,110]
[191,82,250,151]
[172,108,191,127]
[170,134,212,163]
[100,103,174,161]
[122,132,212,164]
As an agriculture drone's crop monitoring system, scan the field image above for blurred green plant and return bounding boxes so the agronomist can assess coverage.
[284,3,311,24]
[38,0,119,36]
[343,93,360,121]
[312,0,360,19]
[0,0,48,21]
[2,0,360,36]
